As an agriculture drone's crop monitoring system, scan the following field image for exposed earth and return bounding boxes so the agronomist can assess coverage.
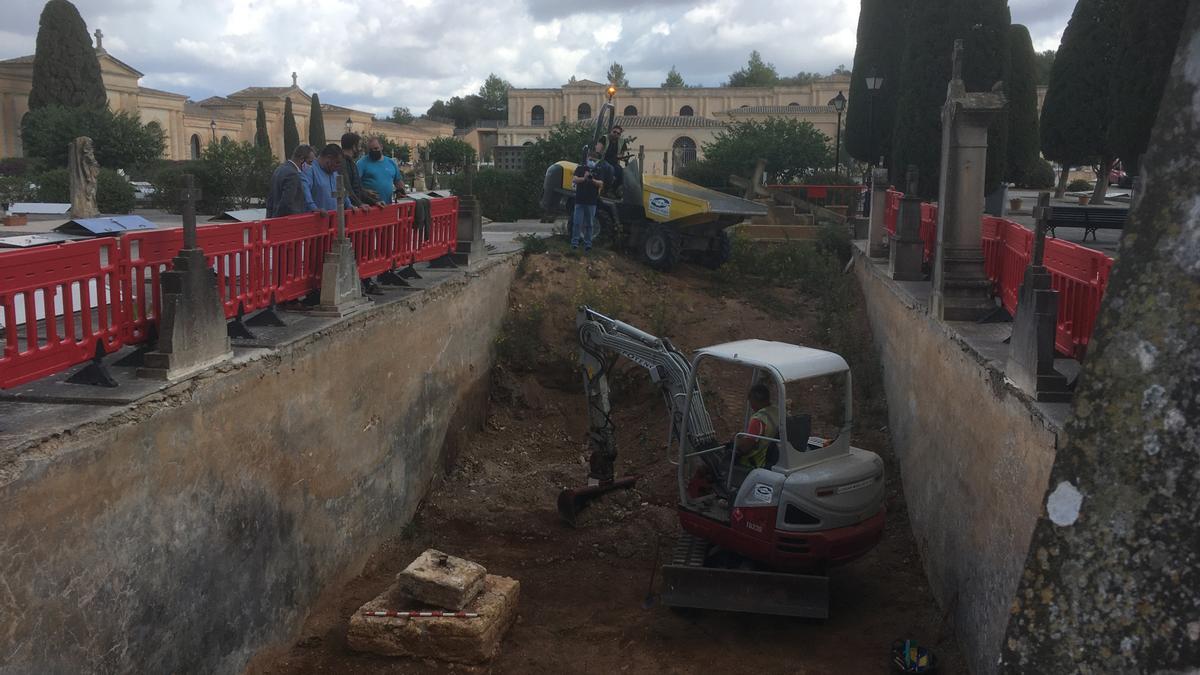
[246,241,966,675]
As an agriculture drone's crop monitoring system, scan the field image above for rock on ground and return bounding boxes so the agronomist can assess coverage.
[396,549,487,611]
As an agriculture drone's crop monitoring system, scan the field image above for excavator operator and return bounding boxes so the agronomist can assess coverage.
[736,383,779,468]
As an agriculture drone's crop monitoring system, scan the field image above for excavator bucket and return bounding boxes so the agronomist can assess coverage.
[556,476,637,526]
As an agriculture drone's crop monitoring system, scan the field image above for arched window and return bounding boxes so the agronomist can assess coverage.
[672,136,697,176]
[531,105,545,126]
[679,105,694,117]
[788,102,801,107]
[577,102,591,120]
[623,105,638,117]
[190,134,201,160]
[523,141,533,146]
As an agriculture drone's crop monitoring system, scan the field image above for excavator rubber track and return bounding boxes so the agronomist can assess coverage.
[659,532,830,619]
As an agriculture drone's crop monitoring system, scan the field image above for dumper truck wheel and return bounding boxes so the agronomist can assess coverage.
[700,230,733,269]
[642,223,682,271]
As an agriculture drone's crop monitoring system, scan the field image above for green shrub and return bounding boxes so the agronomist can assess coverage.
[33,168,69,202]
[1016,159,1057,189]
[448,167,539,221]
[97,169,135,214]
[0,175,36,207]
[1067,178,1094,192]
[801,170,858,185]
[20,105,165,171]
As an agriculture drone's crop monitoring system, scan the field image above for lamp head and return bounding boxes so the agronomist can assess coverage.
[832,91,847,113]
[606,85,617,99]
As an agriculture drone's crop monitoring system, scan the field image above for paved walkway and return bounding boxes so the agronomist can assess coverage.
[1003,189,1126,257]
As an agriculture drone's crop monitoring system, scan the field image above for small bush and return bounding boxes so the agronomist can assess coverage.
[448,167,540,221]
[33,169,70,203]
[1015,159,1056,189]
[97,169,135,214]
[0,175,36,207]
[516,233,548,254]
[1067,178,1093,192]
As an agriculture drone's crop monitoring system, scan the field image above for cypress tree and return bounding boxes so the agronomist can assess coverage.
[308,93,326,148]
[1106,0,1188,175]
[845,0,909,165]
[254,100,271,154]
[1039,0,1121,199]
[891,0,1010,199]
[283,97,300,160]
[28,0,107,110]
[1005,24,1042,186]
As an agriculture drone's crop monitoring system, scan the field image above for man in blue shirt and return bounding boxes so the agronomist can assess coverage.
[301,143,353,212]
[357,136,405,204]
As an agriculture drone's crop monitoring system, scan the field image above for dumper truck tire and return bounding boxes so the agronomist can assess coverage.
[641,223,682,271]
[700,230,733,270]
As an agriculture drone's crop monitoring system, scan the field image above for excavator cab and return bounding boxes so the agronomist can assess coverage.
[674,340,886,574]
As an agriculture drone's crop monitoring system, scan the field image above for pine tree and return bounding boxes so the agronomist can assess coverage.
[254,100,271,154]
[28,0,107,110]
[283,96,299,159]
[845,0,909,165]
[727,51,778,87]
[1005,25,1042,186]
[1040,0,1122,200]
[477,74,511,120]
[890,0,1010,199]
[308,93,326,148]
[662,66,685,88]
[606,63,630,88]
[1106,0,1188,175]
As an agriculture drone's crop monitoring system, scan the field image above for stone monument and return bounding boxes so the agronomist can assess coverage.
[889,165,925,281]
[452,162,486,267]
[930,40,1006,321]
[314,175,369,317]
[1001,12,1200,669]
[866,167,889,257]
[138,175,232,380]
[68,136,99,219]
[1005,192,1071,402]
[413,146,428,192]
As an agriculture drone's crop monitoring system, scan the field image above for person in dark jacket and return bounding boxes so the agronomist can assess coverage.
[340,132,376,206]
[266,144,314,217]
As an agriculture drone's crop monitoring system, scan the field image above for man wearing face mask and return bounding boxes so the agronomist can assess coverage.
[571,150,604,251]
[357,136,405,205]
[267,144,314,217]
[301,143,353,213]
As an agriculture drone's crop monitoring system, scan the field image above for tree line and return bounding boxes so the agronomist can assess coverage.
[843,0,1188,203]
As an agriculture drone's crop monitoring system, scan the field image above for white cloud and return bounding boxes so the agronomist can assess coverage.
[0,0,1072,114]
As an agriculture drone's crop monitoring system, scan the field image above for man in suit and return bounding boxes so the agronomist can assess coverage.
[266,144,315,217]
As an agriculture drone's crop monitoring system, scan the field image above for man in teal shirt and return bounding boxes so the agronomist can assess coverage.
[357,136,405,204]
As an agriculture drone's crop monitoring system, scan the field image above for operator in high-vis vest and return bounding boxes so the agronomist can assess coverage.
[736,383,779,468]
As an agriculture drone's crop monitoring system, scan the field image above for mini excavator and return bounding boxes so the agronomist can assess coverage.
[559,307,886,617]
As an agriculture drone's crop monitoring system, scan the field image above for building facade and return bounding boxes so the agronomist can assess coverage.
[0,38,452,162]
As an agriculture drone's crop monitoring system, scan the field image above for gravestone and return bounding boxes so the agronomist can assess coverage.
[139,175,232,380]
[314,175,369,317]
[1005,192,1070,402]
[1000,13,1200,671]
[930,40,1006,321]
[453,163,485,267]
[889,165,925,281]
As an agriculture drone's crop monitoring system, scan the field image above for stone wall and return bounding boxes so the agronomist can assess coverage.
[852,246,1060,674]
[0,256,517,674]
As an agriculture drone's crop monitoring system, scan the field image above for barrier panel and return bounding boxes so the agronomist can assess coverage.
[257,211,331,305]
[1,239,123,388]
[884,189,902,236]
[0,196,458,388]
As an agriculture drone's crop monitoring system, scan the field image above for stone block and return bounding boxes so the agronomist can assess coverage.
[397,549,487,610]
[347,574,520,664]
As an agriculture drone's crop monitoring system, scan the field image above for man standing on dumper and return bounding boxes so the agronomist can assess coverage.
[603,125,625,197]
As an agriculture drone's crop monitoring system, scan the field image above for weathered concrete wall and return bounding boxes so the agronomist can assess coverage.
[853,248,1059,674]
[0,256,517,675]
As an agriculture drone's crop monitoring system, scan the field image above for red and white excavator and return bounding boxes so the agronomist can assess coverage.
[560,307,886,617]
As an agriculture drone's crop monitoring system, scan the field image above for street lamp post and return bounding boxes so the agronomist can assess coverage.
[865,70,884,167]
[209,119,217,143]
[829,91,847,177]
[345,117,353,133]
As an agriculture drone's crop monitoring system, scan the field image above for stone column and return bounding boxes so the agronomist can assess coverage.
[866,167,889,257]
[314,175,370,317]
[452,162,485,268]
[930,39,1006,321]
[139,175,233,380]
[1005,193,1070,402]
[889,166,925,281]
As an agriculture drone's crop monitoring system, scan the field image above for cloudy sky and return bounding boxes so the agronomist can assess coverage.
[0,0,1072,116]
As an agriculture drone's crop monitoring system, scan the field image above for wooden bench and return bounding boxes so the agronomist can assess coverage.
[1044,205,1129,241]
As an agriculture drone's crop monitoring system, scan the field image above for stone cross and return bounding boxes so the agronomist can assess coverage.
[94,29,103,51]
[335,174,347,239]
[179,174,201,250]
[292,71,298,87]
[951,39,963,82]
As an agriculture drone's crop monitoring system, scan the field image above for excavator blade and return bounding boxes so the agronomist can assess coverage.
[556,476,637,526]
